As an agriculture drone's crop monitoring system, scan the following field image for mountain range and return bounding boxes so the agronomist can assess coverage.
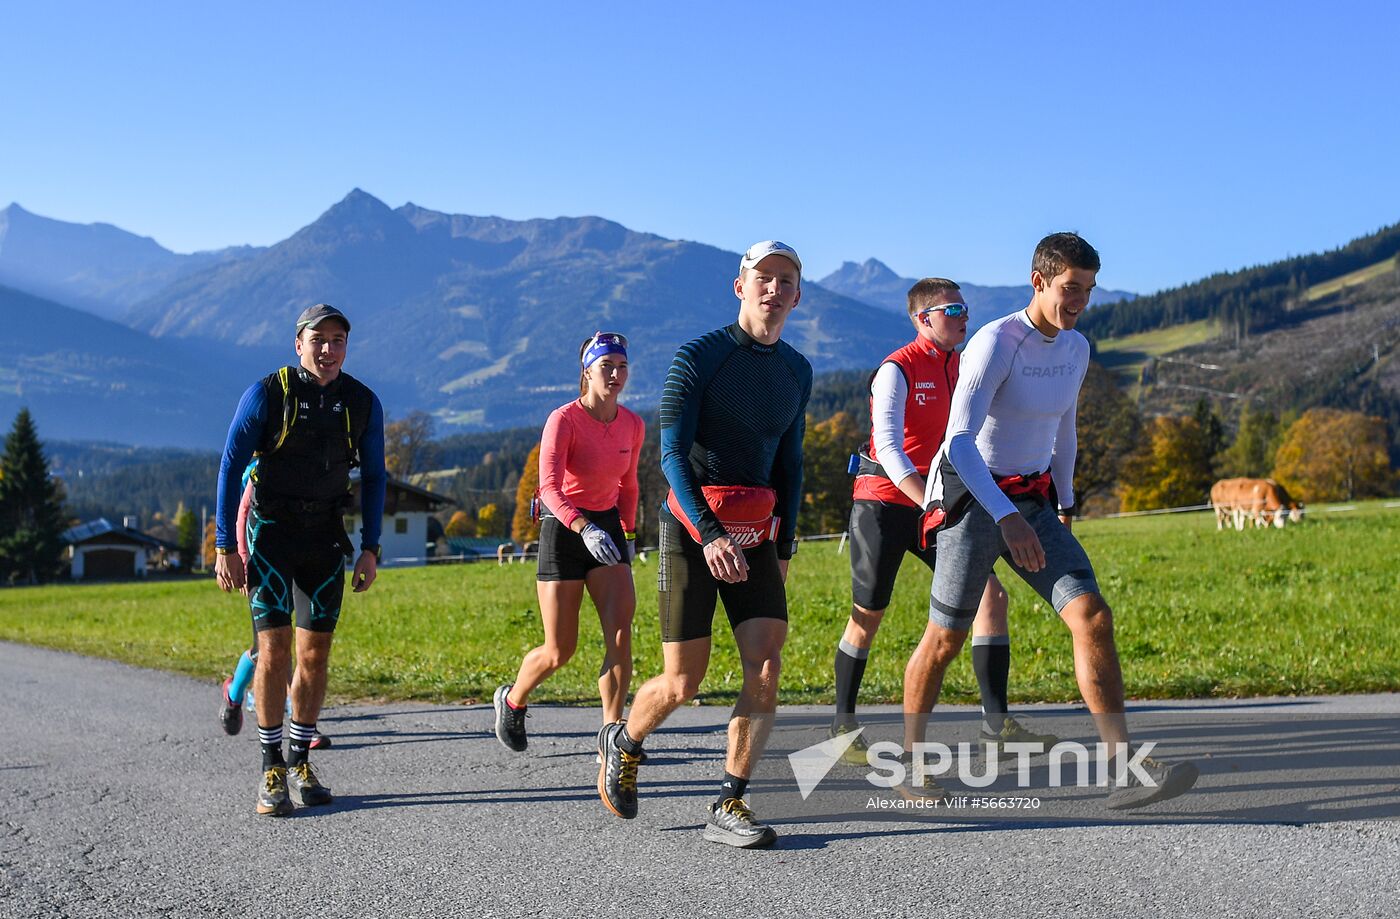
[0,192,932,445]
[818,258,1136,335]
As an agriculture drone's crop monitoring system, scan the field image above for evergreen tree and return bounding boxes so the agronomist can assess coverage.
[174,502,198,571]
[1192,398,1226,476]
[0,409,68,584]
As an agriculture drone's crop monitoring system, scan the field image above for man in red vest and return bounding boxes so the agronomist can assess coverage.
[833,278,1054,782]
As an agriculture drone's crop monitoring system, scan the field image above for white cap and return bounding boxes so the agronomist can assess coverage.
[739,240,802,275]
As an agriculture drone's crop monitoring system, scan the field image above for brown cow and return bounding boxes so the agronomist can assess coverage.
[1210,478,1304,530]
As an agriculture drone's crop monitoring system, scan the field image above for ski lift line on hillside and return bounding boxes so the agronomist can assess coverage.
[1152,382,1249,400]
[1154,356,1226,371]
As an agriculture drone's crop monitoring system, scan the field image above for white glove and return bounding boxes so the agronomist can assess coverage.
[581,522,622,566]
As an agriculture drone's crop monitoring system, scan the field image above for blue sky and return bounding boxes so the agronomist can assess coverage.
[2,1,1397,294]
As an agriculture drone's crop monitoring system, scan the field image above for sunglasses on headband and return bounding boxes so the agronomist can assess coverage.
[918,303,970,319]
[587,331,629,350]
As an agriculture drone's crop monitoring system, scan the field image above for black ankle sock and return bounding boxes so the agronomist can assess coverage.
[833,639,869,730]
[258,723,285,771]
[716,772,748,805]
[616,725,642,756]
[972,638,1010,732]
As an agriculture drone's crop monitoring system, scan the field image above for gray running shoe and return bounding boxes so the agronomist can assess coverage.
[1106,752,1199,810]
[896,754,948,802]
[287,761,334,807]
[828,722,871,767]
[980,715,1059,758]
[703,798,777,849]
[256,766,293,817]
[597,722,641,819]
[493,684,527,752]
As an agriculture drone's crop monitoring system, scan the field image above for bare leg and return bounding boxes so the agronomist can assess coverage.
[254,626,292,730]
[902,621,969,751]
[508,580,584,707]
[1059,593,1129,748]
[726,618,788,778]
[585,564,635,724]
[625,637,710,741]
[288,628,334,724]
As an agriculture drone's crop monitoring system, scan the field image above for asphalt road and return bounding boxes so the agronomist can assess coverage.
[3,640,1398,919]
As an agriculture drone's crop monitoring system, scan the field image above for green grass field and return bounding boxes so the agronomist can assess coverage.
[4,501,1399,706]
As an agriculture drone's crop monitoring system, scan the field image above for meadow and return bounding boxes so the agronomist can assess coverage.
[3,501,1398,706]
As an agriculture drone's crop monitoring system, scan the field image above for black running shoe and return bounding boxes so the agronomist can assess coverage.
[597,722,641,819]
[218,677,243,736]
[256,766,292,817]
[703,798,777,849]
[287,761,334,807]
[493,684,528,752]
[1106,751,1199,810]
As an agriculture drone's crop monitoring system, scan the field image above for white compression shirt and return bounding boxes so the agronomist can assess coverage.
[870,362,918,486]
[938,310,1088,522]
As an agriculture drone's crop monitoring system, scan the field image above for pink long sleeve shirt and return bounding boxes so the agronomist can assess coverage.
[538,400,644,532]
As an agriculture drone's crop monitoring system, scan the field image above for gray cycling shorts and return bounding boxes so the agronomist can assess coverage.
[929,498,1099,630]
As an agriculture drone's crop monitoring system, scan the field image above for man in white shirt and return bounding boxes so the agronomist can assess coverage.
[913,233,1197,809]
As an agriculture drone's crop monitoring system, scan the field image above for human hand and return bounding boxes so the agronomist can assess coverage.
[215,552,245,593]
[351,550,379,592]
[703,536,749,583]
[998,513,1046,573]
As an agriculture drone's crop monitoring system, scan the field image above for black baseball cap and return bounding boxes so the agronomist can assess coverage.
[296,303,350,334]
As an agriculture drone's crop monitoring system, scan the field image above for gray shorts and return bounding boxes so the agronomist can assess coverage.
[929,498,1098,629]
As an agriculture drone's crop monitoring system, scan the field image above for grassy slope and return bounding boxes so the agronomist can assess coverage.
[4,501,1398,705]
[1306,256,1395,301]
[1094,319,1221,381]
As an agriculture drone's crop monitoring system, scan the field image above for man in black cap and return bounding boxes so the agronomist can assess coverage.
[213,303,387,816]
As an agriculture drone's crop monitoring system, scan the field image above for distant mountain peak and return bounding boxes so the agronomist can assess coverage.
[820,258,902,290]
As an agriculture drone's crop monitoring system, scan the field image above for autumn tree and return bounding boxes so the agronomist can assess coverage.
[512,444,542,544]
[1073,361,1142,512]
[444,509,475,537]
[1273,408,1393,501]
[476,503,503,537]
[1218,403,1281,478]
[384,411,436,479]
[800,411,863,535]
[1118,415,1215,512]
[203,519,218,569]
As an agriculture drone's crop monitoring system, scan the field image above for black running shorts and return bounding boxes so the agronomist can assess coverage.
[849,500,937,611]
[657,515,787,643]
[245,509,347,633]
[537,507,630,582]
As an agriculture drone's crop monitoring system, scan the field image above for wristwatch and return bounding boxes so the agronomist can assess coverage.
[363,544,382,561]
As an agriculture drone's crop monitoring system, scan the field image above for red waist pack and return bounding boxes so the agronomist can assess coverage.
[666,485,779,549]
[919,469,1051,550]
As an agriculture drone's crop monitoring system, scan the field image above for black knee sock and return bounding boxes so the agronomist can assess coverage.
[287,720,317,767]
[716,772,749,805]
[833,638,869,730]
[971,636,1011,732]
[258,724,285,771]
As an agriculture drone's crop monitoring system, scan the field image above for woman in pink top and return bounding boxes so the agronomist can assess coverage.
[493,332,645,753]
